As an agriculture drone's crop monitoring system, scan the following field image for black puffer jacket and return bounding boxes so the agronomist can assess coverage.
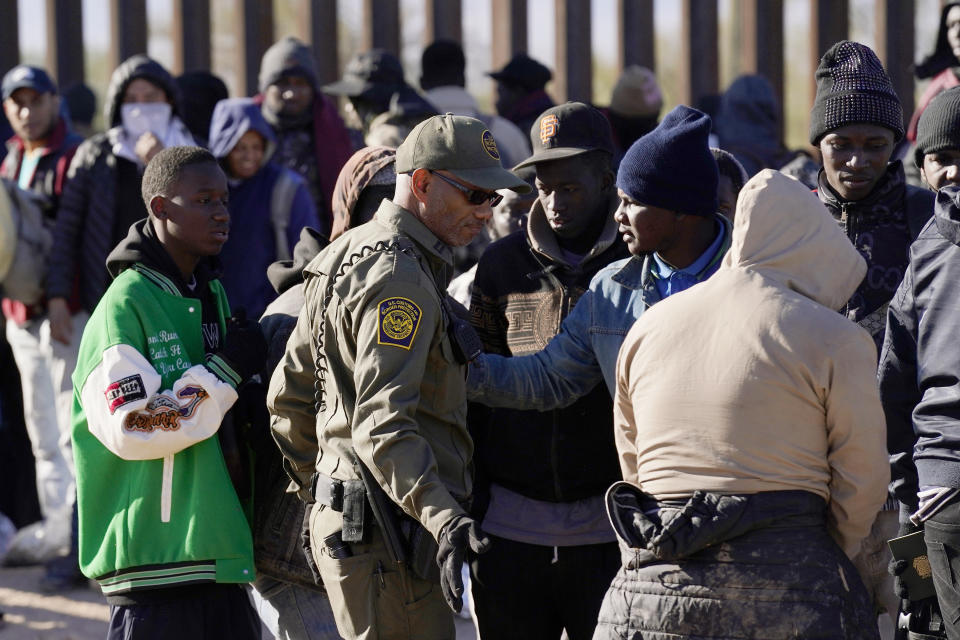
[816,161,934,350]
[46,55,183,312]
[881,186,960,512]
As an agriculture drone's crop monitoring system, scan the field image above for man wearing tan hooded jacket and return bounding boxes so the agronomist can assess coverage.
[595,170,888,639]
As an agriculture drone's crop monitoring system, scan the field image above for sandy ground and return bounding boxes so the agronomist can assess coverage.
[0,566,107,640]
[0,565,477,639]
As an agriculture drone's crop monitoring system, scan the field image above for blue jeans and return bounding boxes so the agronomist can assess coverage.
[250,578,339,640]
[924,493,960,639]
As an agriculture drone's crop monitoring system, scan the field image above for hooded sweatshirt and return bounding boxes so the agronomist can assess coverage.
[47,55,195,313]
[329,145,396,241]
[208,98,319,320]
[615,170,888,557]
[715,75,789,177]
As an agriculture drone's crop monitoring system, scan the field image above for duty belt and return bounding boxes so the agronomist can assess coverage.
[311,473,364,512]
[311,471,472,512]
[311,473,367,541]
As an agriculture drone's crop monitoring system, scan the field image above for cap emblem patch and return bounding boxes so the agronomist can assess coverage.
[481,130,500,160]
[540,114,559,145]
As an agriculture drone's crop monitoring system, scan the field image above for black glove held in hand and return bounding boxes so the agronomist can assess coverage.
[300,508,323,585]
[215,309,268,384]
[889,516,922,600]
[436,515,491,613]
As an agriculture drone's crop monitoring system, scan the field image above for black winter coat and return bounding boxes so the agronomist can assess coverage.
[881,186,960,512]
[46,55,183,312]
[816,161,934,351]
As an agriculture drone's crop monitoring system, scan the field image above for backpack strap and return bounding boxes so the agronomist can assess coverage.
[270,170,300,261]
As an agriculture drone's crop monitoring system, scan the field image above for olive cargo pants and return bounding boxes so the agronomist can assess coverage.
[310,502,454,640]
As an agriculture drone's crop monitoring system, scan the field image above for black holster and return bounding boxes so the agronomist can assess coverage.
[310,468,441,583]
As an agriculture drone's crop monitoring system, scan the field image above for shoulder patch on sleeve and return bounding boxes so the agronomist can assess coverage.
[105,374,147,414]
[378,297,422,349]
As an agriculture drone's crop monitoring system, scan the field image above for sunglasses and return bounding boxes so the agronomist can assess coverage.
[430,171,503,207]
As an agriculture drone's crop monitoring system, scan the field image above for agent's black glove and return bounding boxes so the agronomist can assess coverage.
[889,511,922,600]
[214,309,268,385]
[300,507,323,586]
[436,515,491,613]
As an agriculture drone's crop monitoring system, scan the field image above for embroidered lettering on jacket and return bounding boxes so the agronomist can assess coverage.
[104,375,147,414]
[378,297,422,349]
[123,386,208,433]
[201,322,221,351]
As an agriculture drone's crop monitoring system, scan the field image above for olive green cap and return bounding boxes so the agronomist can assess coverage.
[395,114,532,193]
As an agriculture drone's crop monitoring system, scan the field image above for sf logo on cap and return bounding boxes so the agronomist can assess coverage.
[540,114,559,145]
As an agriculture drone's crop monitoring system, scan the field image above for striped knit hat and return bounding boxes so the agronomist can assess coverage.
[809,41,903,144]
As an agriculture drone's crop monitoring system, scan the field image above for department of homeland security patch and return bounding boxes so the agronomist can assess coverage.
[481,130,500,160]
[378,297,422,349]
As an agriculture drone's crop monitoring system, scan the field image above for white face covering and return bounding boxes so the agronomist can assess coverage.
[120,102,172,138]
[113,102,195,166]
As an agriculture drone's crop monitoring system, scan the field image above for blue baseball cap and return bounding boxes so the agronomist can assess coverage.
[2,66,57,101]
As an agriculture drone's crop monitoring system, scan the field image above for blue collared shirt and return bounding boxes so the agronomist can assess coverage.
[651,219,725,298]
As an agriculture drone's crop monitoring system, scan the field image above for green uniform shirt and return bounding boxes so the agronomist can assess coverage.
[269,200,472,541]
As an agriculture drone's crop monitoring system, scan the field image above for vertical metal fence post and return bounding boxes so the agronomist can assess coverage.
[555,0,592,102]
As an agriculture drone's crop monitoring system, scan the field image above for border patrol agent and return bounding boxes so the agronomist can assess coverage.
[268,114,531,639]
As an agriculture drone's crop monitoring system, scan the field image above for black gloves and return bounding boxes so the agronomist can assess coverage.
[889,511,922,600]
[300,508,323,585]
[215,309,268,385]
[436,515,491,613]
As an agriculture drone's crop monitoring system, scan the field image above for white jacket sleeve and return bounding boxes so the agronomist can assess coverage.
[79,343,239,460]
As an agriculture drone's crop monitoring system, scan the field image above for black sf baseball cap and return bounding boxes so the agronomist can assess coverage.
[396,114,532,194]
[514,102,615,170]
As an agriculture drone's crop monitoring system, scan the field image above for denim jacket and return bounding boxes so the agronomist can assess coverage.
[467,213,731,408]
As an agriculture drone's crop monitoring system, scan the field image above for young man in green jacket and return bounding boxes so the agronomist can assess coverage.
[71,146,266,639]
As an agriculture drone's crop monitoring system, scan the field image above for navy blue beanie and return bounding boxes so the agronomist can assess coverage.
[616,105,718,217]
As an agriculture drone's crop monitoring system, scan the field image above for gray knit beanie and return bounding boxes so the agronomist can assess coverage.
[915,86,960,167]
[258,37,318,94]
[809,41,903,144]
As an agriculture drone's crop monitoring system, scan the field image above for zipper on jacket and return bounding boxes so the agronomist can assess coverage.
[840,202,857,317]
[550,284,572,501]
[161,454,174,522]
[840,202,856,242]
